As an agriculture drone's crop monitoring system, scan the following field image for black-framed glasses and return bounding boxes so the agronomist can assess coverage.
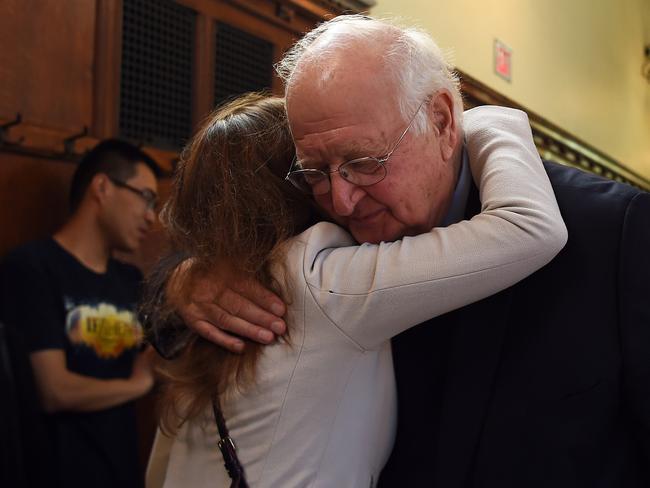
[108,177,158,210]
[285,99,427,196]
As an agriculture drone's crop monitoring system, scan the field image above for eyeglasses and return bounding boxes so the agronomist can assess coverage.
[108,177,158,210]
[285,99,427,196]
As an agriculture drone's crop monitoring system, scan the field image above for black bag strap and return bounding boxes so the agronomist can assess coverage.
[212,397,249,488]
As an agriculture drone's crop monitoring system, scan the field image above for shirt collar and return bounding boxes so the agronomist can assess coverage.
[439,144,471,227]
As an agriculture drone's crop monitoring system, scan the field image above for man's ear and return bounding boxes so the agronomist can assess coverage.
[89,173,111,204]
[428,90,459,162]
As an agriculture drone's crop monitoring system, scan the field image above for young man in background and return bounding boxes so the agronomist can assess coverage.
[0,139,161,488]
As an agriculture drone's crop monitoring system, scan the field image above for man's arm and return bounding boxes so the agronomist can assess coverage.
[172,268,286,350]
[29,347,154,413]
[0,249,155,412]
[143,253,287,356]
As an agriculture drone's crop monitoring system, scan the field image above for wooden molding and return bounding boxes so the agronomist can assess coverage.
[289,0,372,17]
[192,14,216,128]
[2,0,369,166]
[92,0,123,138]
[459,69,650,191]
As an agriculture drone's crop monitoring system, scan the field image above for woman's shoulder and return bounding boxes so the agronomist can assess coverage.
[276,222,357,284]
[288,221,357,253]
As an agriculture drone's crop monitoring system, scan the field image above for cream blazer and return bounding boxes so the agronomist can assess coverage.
[147,106,568,488]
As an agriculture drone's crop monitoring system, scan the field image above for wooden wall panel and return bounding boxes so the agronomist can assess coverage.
[192,14,217,128]
[177,0,326,98]
[93,0,123,139]
[0,0,96,132]
[0,153,75,257]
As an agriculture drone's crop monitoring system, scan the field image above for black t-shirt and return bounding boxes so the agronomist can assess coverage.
[0,238,144,488]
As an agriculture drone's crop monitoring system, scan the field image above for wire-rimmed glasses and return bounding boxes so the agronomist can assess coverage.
[108,176,158,210]
[285,99,427,196]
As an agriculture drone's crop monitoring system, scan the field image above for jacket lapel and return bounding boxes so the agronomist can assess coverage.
[433,290,512,487]
[432,184,513,487]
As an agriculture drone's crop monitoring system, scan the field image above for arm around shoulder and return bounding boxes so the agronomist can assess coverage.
[463,105,568,254]
[302,106,567,350]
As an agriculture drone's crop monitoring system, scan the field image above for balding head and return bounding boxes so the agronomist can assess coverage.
[279,15,463,244]
[277,15,463,136]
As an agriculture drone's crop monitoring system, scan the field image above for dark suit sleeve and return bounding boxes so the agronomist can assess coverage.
[619,192,650,463]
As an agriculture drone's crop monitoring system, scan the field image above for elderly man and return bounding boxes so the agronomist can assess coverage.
[157,16,650,488]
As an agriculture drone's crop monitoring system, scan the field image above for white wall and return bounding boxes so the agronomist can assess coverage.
[373,0,650,179]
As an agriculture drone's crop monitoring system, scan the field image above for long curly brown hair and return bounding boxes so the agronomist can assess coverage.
[153,93,318,433]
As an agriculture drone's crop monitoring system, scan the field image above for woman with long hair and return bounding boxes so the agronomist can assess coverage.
[146,93,566,487]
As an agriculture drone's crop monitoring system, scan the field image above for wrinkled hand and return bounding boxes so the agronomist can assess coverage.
[170,260,287,353]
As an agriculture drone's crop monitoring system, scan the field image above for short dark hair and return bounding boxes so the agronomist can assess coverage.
[69,139,162,211]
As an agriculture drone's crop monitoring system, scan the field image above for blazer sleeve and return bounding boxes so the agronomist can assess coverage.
[145,428,173,488]
[618,191,650,465]
[300,106,568,350]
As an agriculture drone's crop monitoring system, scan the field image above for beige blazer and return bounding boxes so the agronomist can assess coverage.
[147,106,567,488]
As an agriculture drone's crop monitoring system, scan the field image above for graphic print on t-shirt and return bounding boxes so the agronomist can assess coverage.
[65,301,143,359]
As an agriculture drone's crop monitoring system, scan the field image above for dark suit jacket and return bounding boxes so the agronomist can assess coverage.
[379,161,650,488]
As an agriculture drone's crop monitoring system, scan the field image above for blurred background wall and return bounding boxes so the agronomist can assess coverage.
[373,0,650,180]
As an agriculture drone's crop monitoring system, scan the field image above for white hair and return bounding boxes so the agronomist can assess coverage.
[275,15,463,135]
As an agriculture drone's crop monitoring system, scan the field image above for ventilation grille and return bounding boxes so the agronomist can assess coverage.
[120,0,195,150]
[214,22,274,107]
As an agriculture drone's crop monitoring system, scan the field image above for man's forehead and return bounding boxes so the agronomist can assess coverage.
[294,136,382,166]
[297,31,390,82]
[128,162,158,188]
[288,100,398,167]
[287,88,397,136]
[289,109,369,136]
[287,47,396,113]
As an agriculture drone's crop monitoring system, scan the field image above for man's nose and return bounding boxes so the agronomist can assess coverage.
[329,173,363,217]
[144,207,157,226]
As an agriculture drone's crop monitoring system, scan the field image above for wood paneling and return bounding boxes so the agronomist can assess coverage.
[192,14,217,128]
[93,0,123,139]
[0,0,95,132]
[178,0,320,37]
[177,0,340,97]
[0,0,339,262]
[0,153,74,257]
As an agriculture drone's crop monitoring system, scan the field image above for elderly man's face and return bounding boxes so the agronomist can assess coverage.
[287,63,459,244]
